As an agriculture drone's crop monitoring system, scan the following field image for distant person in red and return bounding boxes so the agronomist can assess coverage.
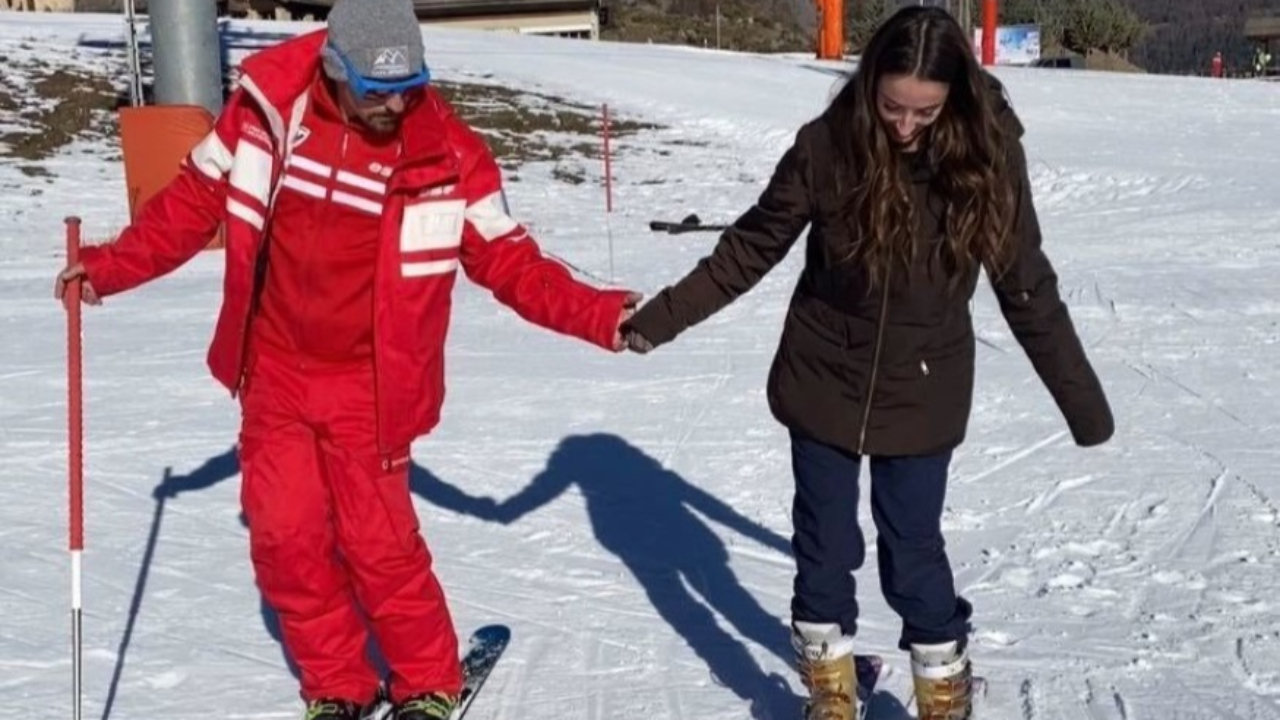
[53,0,638,717]
[1212,51,1224,78]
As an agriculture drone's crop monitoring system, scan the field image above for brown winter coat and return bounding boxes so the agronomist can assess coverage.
[625,83,1114,457]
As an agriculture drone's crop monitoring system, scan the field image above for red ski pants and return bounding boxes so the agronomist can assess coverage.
[237,349,463,704]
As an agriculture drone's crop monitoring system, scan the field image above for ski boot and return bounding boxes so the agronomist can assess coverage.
[303,698,374,720]
[391,691,459,720]
[792,621,858,720]
[910,640,973,720]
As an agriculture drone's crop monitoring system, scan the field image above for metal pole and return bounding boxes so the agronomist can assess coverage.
[602,104,615,283]
[602,104,613,215]
[65,216,84,720]
[818,0,843,59]
[123,0,144,106]
[149,0,224,114]
[982,0,997,66]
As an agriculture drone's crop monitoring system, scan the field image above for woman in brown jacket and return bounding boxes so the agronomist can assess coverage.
[622,7,1113,720]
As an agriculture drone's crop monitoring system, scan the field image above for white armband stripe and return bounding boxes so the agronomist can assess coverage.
[464,191,520,241]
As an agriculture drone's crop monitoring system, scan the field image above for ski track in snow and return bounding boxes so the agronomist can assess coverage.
[4,13,1280,720]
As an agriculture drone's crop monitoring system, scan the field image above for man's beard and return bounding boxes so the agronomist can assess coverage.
[363,113,401,134]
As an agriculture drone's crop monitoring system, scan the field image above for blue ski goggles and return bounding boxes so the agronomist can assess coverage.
[334,48,431,100]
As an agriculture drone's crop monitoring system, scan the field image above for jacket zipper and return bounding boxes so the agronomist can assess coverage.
[373,182,385,459]
[236,224,274,394]
[374,139,405,462]
[856,277,892,455]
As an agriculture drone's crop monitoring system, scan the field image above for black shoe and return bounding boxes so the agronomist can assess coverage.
[392,692,458,720]
[303,698,373,720]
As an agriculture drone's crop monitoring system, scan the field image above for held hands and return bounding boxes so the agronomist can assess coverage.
[612,291,643,351]
[54,262,101,307]
[612,290,655,354]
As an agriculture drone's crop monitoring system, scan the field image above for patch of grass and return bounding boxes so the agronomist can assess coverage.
[1,68,118,164]
[435,80,662,172]
[551,166,587,185]
[0,60,696,189]
[600,0,808,54]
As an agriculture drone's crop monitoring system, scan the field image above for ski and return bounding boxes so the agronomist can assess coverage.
[368,625,511,720]
[450,625,510,719]
[855,654,882,720]
[648,213,729,234]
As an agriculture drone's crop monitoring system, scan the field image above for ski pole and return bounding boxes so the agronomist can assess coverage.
[602,103,615,283]
[65,216,84,720]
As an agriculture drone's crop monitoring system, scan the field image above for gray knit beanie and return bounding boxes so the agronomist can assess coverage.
[321,0,426,82]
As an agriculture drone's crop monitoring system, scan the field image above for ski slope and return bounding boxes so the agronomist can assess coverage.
[2,12,1280,720]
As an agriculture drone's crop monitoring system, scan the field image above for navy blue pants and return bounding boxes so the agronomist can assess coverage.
[789,431,972,651]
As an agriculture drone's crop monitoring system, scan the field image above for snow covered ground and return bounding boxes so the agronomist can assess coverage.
[3,12,1280,720]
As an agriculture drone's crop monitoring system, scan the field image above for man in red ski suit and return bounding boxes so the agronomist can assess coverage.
[54,0,639,717]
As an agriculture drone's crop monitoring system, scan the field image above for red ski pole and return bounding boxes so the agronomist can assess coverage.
[65,216,84,720]
[982,0,998,66]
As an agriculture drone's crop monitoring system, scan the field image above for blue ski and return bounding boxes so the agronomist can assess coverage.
[368,625,510,720]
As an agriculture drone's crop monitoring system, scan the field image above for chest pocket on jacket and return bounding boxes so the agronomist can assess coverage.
[400,198,465,278]
[402,199,465,251]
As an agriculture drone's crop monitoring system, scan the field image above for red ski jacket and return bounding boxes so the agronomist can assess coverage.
[81,30,630,462]
[248,71,405,364]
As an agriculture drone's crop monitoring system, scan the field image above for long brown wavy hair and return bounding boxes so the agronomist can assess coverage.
[822,6,1017,290]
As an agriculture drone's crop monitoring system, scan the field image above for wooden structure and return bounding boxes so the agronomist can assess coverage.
[1,0,73,10]
[229,0,604,40]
